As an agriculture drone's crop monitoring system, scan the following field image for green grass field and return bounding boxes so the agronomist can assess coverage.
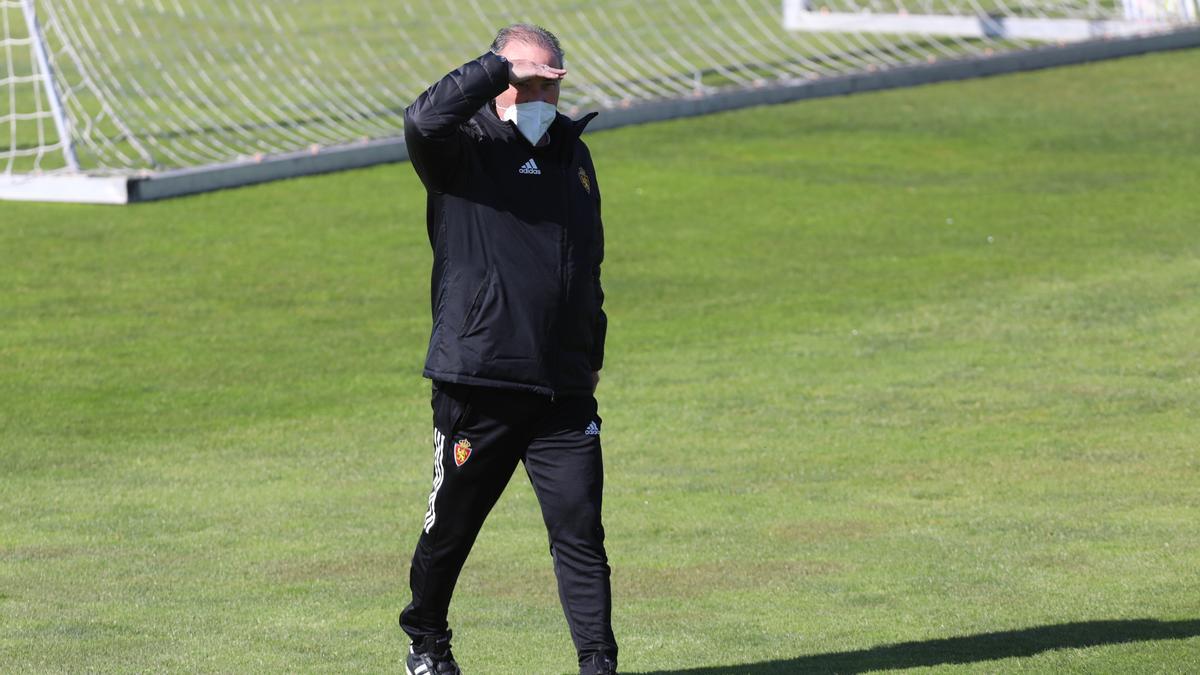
[2,48,1199,673]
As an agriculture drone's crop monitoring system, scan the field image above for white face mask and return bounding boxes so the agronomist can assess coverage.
[499,101,557,145]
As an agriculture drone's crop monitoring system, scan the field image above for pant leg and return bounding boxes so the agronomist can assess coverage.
[523,394,618,666]
[400,382,535,640]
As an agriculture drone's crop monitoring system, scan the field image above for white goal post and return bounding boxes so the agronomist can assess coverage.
[2,1,1198,204]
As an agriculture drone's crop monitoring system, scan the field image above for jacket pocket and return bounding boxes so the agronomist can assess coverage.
[458,267,494,339]
[456,266,547,365]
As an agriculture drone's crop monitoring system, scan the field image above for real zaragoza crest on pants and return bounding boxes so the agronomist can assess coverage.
[453,439,472,467]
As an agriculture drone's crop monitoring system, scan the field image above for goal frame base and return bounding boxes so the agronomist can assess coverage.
[1,137,408,204]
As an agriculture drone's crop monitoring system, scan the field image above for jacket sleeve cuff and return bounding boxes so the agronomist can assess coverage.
[589,314,607,371]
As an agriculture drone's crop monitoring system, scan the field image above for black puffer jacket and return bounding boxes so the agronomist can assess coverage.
[404,52,606,397]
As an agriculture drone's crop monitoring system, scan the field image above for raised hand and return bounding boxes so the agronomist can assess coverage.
[507,58,566,84]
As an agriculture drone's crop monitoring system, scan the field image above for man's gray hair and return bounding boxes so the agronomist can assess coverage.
[490,23,565,66]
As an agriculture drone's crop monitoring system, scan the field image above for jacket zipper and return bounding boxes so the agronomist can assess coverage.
[551,162,573,403]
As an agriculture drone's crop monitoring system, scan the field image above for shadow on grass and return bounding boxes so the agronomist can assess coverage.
[635,619,1200,674]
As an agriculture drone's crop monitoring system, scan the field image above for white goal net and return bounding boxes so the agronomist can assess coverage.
[2,0,1197,202]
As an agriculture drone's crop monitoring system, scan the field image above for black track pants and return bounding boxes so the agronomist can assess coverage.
[400,382,618,666]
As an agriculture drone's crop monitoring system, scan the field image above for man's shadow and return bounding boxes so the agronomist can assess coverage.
[634,618,1200,674]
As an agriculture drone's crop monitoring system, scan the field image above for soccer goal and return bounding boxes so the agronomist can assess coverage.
[783,0,1199,41]
[3,1,1198,204]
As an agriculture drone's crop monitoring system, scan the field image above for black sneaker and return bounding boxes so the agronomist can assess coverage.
[579,653,617,675]
[405,631,461,675]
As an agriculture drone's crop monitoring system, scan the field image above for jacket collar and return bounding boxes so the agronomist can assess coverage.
[476,103,598,147]
[564,111,599,139]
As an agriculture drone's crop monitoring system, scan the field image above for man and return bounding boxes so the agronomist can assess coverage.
[399,24,618,675]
